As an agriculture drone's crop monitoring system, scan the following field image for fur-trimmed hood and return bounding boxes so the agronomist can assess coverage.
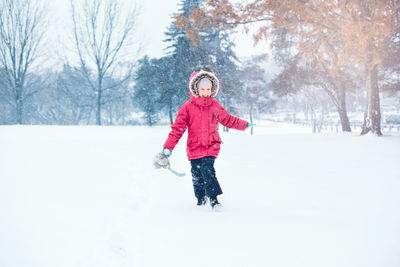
[189,70,220,98]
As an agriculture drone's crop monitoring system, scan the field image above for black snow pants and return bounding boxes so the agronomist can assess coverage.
[190,156,223,199]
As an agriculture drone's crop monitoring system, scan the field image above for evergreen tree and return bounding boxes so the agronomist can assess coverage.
[165,0,242,118]
[209,29,242,118]
[163,0,204,114]
[151,56,180,124]
[133,56,161,126]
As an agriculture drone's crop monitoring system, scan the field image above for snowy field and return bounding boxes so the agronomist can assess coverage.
[1,122,400,267]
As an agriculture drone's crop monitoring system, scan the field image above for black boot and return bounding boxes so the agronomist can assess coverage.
[196,196,207,206]
[210,196,222,209]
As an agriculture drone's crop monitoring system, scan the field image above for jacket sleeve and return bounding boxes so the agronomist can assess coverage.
[217,102,248,131]
[163,103,188,150]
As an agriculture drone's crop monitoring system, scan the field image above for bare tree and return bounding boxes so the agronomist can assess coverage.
[70,0,139,125]
[0,0,46,124]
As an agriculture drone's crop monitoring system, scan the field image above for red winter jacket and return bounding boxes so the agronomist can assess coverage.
[163,71,248,160]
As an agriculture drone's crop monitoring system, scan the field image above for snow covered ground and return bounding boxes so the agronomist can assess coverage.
[1,122,400,267]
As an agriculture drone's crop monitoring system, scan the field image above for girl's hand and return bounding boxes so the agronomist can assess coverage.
[247,123,256,128]
[163,148,172,157]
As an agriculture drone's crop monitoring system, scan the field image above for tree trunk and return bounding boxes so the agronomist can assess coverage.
[338,107,351,132]
[96,78,102,125]
[16,97,23,124]
[15,83,23,124]
[337,87,351,132]
[108,106,113,125]
[361,64,382,136]
[310,107,316,133]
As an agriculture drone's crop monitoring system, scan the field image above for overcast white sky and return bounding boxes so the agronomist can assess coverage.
[45,0,267,68]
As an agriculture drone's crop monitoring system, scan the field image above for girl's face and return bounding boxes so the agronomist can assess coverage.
[199,85,212,98]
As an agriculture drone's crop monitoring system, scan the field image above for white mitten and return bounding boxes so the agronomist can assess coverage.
[153,152,170,169]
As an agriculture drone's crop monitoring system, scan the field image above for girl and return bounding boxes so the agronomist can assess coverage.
[157,70,254,209]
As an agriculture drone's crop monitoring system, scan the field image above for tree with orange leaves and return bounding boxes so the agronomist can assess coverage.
[178,0,400,136]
